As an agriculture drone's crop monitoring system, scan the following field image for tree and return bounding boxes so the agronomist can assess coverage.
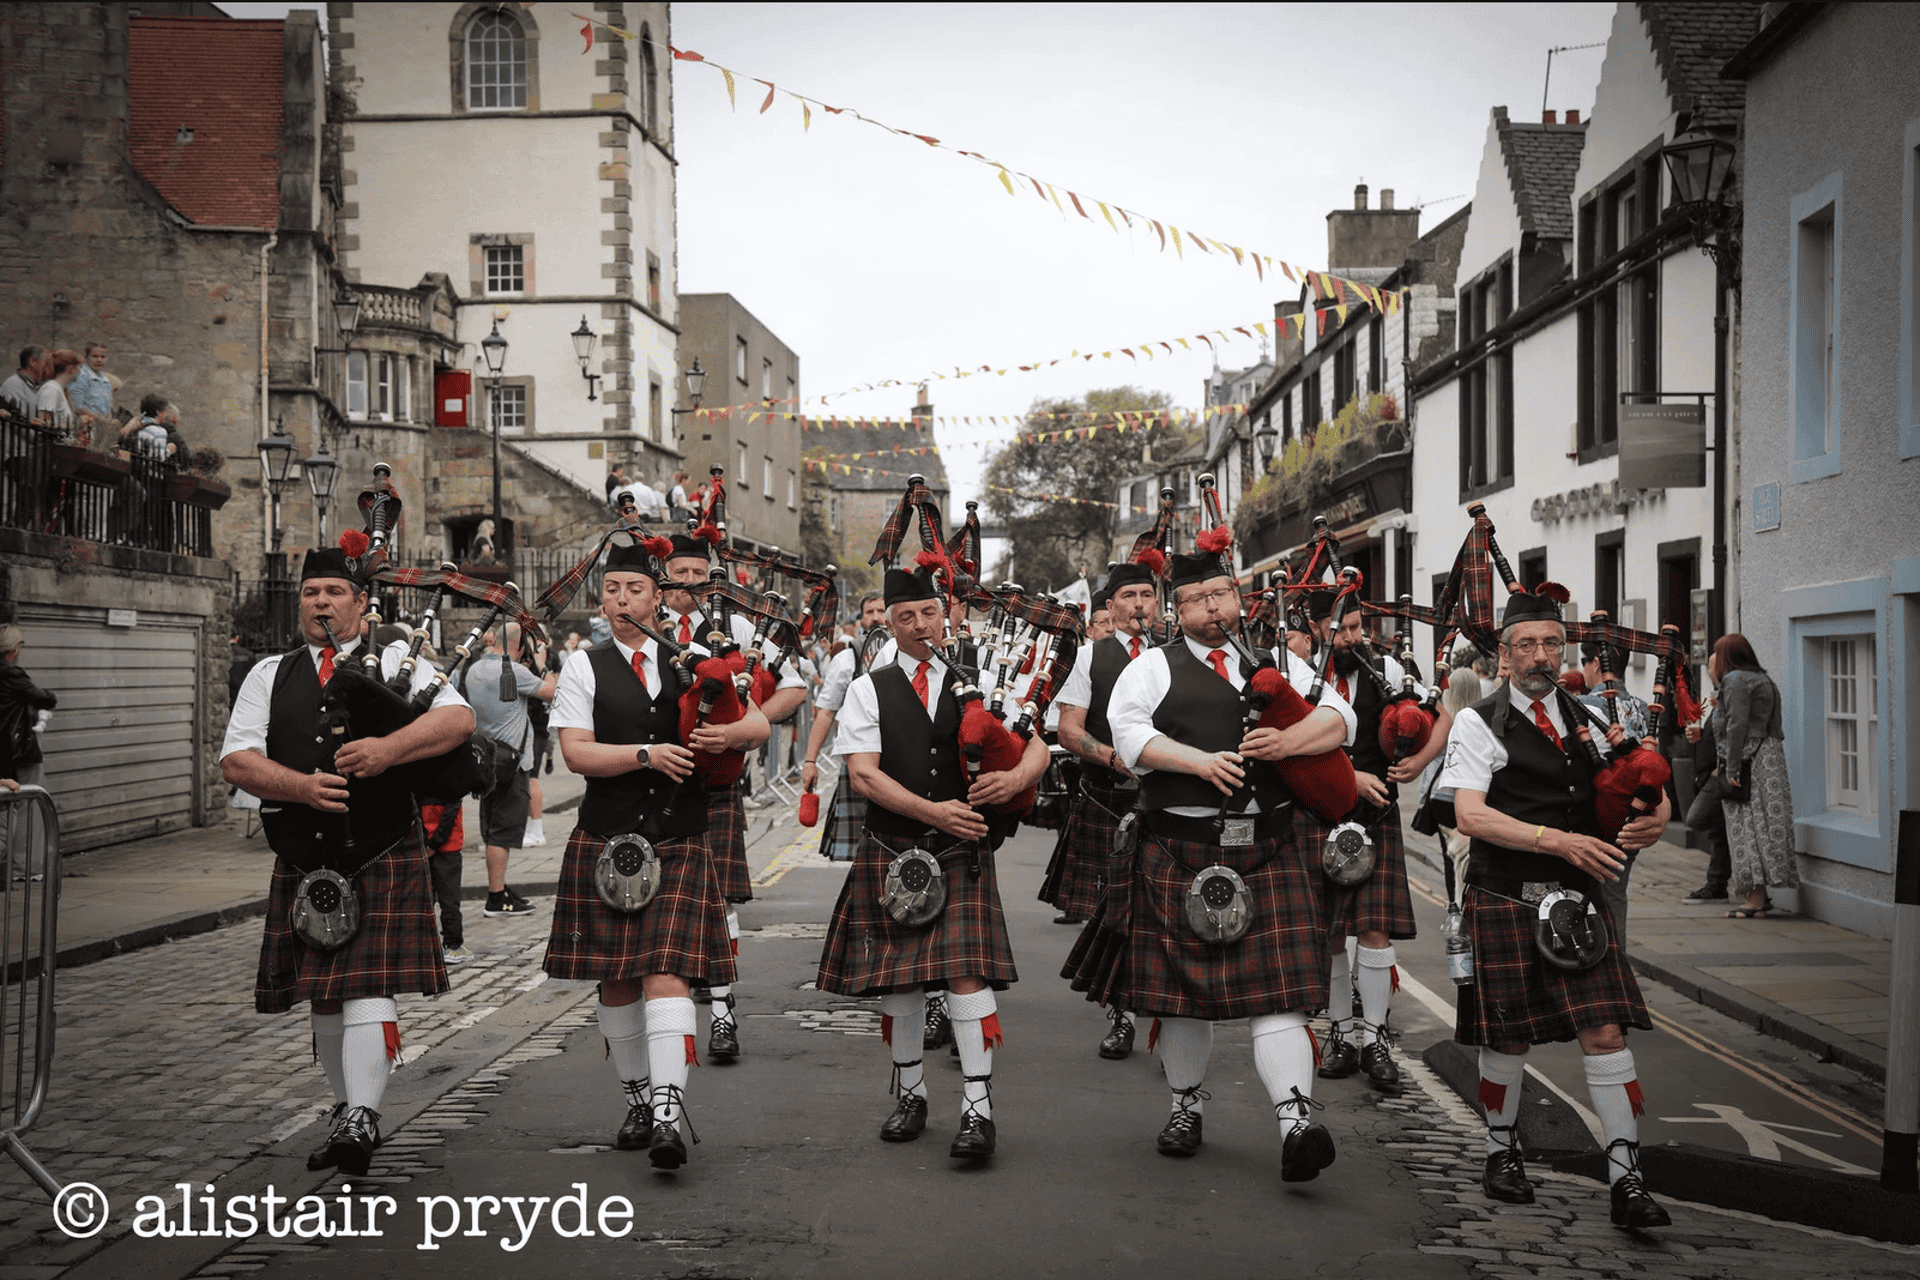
[980,386,1191,592]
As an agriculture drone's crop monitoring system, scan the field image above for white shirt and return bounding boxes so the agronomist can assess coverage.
[1057,628,1152,709]
[550,635,698,733]
[835,649,951,757]
[664,607,807,692]
[1438,681,1612,795]
[816,646,859,714]
[220,637,468,761]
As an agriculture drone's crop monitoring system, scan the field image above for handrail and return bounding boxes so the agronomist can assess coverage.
[0,784,63,1198]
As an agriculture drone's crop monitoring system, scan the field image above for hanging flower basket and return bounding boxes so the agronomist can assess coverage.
[49,444,131,487]
[166,473,232,509]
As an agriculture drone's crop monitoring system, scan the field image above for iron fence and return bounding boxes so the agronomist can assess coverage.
[1,785,63,1198]
[0,415,217,557]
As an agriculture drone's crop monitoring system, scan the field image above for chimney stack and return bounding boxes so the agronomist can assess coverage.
[1543,109,1557,124]
[1354,183,1369,210]
[1327,181,1421,273]
[1380,189,1395,211]
[1566,109,1581,124]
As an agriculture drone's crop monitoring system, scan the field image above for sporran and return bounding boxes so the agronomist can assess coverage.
[879,846,947,927]
[1184,863,1254,945]
[1321,820,1376,886]
[594,832,663,913]
[291,868,361,951]
[1533,888,1609,970]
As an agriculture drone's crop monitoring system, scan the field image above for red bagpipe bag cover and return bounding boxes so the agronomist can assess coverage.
[1377,699,1437,763]
[1249,667,1358,823]
[958,697,1036,817]
[679,656,750,787]
[1591,742,1673,839]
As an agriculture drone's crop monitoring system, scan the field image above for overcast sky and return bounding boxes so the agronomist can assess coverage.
[226,2,1615,506]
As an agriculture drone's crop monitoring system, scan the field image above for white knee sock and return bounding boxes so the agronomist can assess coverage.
[645,996,697,1127]
[311,1011,347,1105]
[1326,947,1354,1038]
[1355,944,1396,1045]
[1478,1046,1529,1153]
[1155,1017,1214,1106]
[1584,1048,1644,1183]
[1250,1012,1316,1136]
[597,999,650,1105]
[945,988,997,1121]
[877,991,926,1099]
[340,998,397,1113]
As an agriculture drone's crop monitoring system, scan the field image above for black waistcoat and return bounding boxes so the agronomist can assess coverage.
[261,646,415,870]
[1339,655,1391,777]
[1139,641,1287,814]
[576,642,707,839]
[1083,634,1136,786]
[865,659,964,837]
[1464,689,1600,883]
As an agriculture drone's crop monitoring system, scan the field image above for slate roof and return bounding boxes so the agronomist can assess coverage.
[1492,106,1586,242]
[129,17,284,229]
[1639,1,1765,128]
[810,415,950,494]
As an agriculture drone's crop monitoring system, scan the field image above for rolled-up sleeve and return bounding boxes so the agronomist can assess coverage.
[549,649,598,732]
[1107,650,1170,770]
[220,655,282,760]
[1437,705,1501,795]
[834,674,883,756]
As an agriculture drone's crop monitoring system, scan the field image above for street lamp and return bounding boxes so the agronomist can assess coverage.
[571,315,600,401]
[1254,417,1279,472]
[1660,122,1741,652]
[331,284,362,345]
[257,417,299,648]
[667,357,709,444]
[304,434,342,542]
[481,319,510,569]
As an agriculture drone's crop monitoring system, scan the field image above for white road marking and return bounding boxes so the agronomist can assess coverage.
[1659,1103,1876,1174]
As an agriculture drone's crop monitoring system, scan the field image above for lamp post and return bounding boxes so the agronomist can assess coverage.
[257,418,298,648]
[1660,124,1739,651]
[313,282,362,402]
[571,315,600,401]
[667,357,708,443]
[481,318,510,569]
[1254,417,1279,473]
[304,433,342,543]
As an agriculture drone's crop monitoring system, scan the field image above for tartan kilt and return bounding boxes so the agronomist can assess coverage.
[1453,884,1650,1047]
[708,782,753,903]
[815,830,1018,996]
[255,829,449,1014]
[1061,898,1130,1008]
[543,827,738,986]
[819,763,866,862]
[1299,802,1419,942]
[1042,779,1132,919]
[1125,827,1329,1021]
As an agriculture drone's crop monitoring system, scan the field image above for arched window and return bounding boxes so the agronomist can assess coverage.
[466,10,527,111]
[640,24,659,134]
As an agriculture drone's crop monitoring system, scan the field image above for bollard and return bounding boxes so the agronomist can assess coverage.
[1885,810,1920,1192]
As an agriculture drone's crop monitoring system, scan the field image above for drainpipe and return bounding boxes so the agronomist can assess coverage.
[259,231,278,442]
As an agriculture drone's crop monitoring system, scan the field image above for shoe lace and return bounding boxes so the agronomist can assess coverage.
[1488,1123,1525,1157]
[924,999,948,1034]
[1365,1021,1399,1049]
[1166,1085,1210,1132]
[338,1105,380,1144]
[621,1078,651,1109]
[1324,1018,1352,1045]
[1606,1138,1647,1194]
[654,1083,700,1146]
[888,1057,924,1098]
[959,1073,993,1127]
[1273,1086,1325,1123]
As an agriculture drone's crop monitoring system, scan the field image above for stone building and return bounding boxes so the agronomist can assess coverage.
[676,293,802,552]
[811,388,950,599]
[1722,2,1920,936]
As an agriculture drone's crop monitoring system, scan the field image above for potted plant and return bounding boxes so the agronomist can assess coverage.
[169,447,232,509]
[50,426,132,486]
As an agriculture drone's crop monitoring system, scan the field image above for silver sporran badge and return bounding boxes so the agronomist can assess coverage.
[595,833,662,913]
[1321,821,1376,886]
[1534,889,1609,970]
[291,868,361,951]
[879,846,947,927]
[1185,863,1254,945]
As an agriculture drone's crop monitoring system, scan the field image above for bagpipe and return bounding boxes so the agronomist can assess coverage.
[622,612,752,791]
[1192,474,1358,825]
[1127,485,1182,647]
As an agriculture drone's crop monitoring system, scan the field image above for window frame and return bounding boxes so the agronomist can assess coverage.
[484,244,525,297]
[1901,117,1920,460]
[1457,256,1515,500]
[737,441,749,491]
[1783,576,1890,872]
[345,351,369,422]
[639,22,660,137]
[1788,170,1844,484]
[1822,633,1877,818]
[735,337,749,385]
[461,7,531,113]
[490,379,530,435]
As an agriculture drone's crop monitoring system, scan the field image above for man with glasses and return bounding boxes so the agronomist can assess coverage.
[1437,589,1671,1227]
[1103,553,1356,1177]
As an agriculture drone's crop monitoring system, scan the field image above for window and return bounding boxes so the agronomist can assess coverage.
[1594,530,1625,621]
[1304,369,1322,432]
[646,252,661,313]
[1458,261,1514,495]
[372,354,394,423]
[1281,391,1294,444]
[763,455,775,499]
[639,24,660,135]
[1903,120,1920,459]
[465,11,527,111]
[737,442,749,490]
[1824,635,1877,816]
[1332,341,1356,410]
[1368,315,1385,394]
[649,379,663,443]
[1790,174,1842,481]
[485,245,524,295]
[345,352,368,420]
[491,383,526,434]
[1518,547,1548,592]
[397,357,413,423]
[787,469,797,509]
[761,358,773,401]
[735,337,749,384]
[787,376,796,407]
[1577,157,1661,458]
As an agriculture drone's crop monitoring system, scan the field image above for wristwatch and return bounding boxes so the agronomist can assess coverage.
[635,745,651,771]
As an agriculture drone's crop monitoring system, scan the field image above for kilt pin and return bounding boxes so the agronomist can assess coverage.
[543,826,738,986]
[255,829,449,1014]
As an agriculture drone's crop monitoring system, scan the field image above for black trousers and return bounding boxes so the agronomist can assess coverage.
[428,845,465,947]
[1686,774,1732,890]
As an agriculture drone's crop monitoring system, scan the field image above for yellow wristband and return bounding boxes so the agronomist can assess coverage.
[1532,824,1546,851]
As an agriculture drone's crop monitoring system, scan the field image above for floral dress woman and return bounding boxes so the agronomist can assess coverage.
[1712,652,1798,917]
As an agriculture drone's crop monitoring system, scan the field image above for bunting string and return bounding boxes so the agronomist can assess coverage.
[802,457,1116,508]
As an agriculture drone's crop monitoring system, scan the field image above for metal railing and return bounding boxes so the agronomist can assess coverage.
[0,415,216,557]
[1,784,62,1198]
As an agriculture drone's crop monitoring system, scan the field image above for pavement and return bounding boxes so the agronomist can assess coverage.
[21,773,1896,1087]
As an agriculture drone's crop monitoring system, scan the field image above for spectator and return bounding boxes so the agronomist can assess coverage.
[1709,634,1797,919]
[35,350,86,439]
[228,634,256,707]
[159,402,191,460]
[519,628,564,845]
[563,630,583,653]
[667,469,692,521]
[462,622,556,917]
[0,623,58,879]
[604,464,628,511]
[469,518,497,565]
[1578,641,1651,744]
[0,347,44,421]
[123,394,172,459]
[1681,715,1731,904]
[69,342,117,423]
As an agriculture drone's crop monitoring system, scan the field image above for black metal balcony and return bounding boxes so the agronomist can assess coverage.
[0,416,226,558]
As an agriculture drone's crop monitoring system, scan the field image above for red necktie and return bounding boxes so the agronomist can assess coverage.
[317,646,335,686]
[631,648,648,692]
[678,614,692,645]
[1129,636,1142,660]
[1530,699,1562,750]
[911,661,930,709]
[1337,675,1350,702]
[1206,649,1230,682]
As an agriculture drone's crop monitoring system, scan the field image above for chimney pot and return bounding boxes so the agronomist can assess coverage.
[1380,188,1395,210]
[1543,109,1557,124]
[1354,183,1368,211]
[1566,109,1581,124]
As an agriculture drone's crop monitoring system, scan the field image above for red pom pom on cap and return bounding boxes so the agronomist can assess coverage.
[1535,581,1572,604]
[1196,526,1232,555]
[641,535,673,558]
[696,525,723,545]
[338,529,370,558]
[798,791,820,827]
[1136,547,1167,574]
